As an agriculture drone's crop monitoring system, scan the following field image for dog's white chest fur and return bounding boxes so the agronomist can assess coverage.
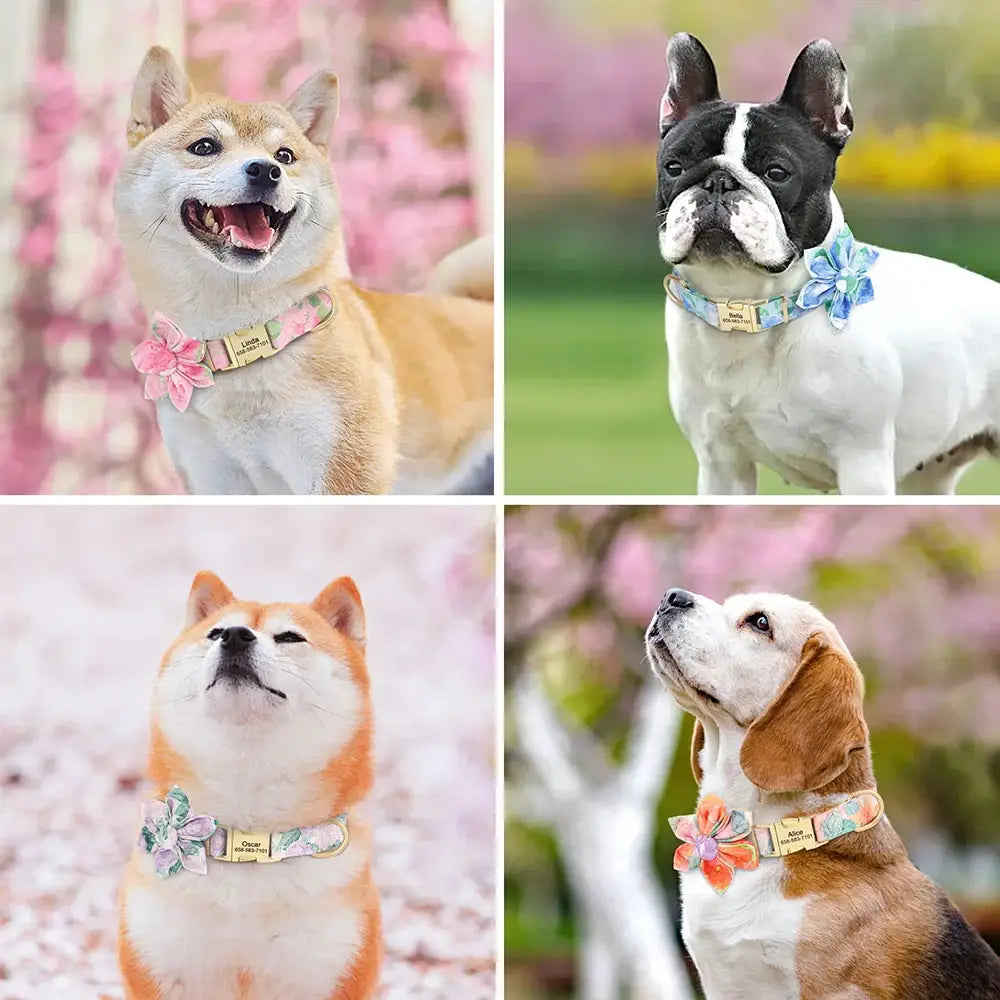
[680,856,807,1000]
[157,348,338,495]
[679,773,810,1000]
[667,242,1000,495]
[125,849,363,998]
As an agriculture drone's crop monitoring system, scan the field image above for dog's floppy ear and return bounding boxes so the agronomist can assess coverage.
[312,577,365,647]
[186,571,235,627]
[779,39,853,150]
[128,47,192,148]
[691,718,705,785]
[659,33,720,138]
[285,71,340,148]
[740,632,867,793]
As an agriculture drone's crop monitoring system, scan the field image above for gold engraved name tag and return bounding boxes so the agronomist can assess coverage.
[716,301,760,333]
[224,830,272,863]
[771,817,818,856]
[224,325,278,367]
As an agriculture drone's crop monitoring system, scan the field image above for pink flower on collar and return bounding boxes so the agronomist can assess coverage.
[131,312,214,412]
[669,794,759,894]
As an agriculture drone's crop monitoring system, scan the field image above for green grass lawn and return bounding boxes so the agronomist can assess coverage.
[505,195,1000,496]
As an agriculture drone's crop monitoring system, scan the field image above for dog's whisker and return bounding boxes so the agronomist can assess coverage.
[144,214,167,256]
[138,212,166,238]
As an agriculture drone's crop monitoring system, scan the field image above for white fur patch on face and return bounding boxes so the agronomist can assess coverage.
[659,187,700,263]
[728,197,793,269]
[155,609,362,782]
[208,118,236,139]
[647,592,836,725]
[722,102,753,164]
[714,104,796,269]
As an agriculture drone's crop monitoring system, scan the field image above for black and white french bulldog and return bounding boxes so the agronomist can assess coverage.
[656,34,1000,496]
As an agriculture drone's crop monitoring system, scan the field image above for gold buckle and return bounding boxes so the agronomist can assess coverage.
[717,299,762,334]
[769,815,819,856]
[221,829,277,863]
[844,789,885,833]
[311,817,350,859]
[222,324,277,368]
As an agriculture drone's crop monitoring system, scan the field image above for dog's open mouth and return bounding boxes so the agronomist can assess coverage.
[182,199,294,255]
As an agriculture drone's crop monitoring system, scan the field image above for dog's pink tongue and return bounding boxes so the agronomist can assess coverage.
[219,203,273,250]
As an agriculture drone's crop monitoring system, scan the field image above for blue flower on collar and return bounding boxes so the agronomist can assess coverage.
[796,226,878,331]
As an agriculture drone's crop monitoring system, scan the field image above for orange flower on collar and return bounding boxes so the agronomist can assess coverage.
[669,794,759,894]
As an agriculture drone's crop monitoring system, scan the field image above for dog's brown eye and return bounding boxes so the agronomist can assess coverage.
[275,147,295,165]
[274,631,306,644]
[665,161,683,178]
[765,165,789,182]
[188,138,219,156]
[207,628,224,640]
[747,613,771,634]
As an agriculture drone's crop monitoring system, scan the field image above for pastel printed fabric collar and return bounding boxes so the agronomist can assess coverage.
[665,225,879,335]
[669,790,884,894]
[131,289,336,412]
[137,786,350,879]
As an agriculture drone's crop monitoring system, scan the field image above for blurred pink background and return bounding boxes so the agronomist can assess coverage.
[0,0,492,494]
[0,504,495,998]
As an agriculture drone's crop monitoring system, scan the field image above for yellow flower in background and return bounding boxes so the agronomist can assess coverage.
[507,128,1000,197]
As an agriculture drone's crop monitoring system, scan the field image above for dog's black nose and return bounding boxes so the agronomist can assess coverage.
[702,169,738,195]
[661,588,696,611]
[219,626,256,650]
[243,159,282,189]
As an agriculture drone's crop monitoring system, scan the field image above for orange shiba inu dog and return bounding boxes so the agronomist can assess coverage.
[118,572,380,999]
[115,47,493,495]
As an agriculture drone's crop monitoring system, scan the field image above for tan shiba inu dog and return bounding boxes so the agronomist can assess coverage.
[115,47,493,495]
[119,571,380,998]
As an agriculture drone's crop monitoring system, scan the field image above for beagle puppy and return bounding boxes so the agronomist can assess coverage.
[645,589,1000,1000]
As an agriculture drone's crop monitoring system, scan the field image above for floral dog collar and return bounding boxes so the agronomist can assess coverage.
[138,787,350,879]
[131,289,336,411]
[665,225,879,334]
[670,790,884,894]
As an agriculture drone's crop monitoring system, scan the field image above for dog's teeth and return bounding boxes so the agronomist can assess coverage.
[203,208,215,229]
[211,222,220,234]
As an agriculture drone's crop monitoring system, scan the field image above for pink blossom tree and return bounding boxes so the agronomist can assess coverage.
[1,0,479,494]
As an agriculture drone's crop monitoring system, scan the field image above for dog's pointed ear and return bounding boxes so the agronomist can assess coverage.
[285,71,340,148]
[779,39,853,150]
[659,33,720,137]
[740,633,867,793]
[128,46,192,148]
[691,718,705,785]
[186,571,235,627]
[312,577,365,647]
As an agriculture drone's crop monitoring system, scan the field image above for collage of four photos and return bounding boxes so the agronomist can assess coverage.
[2,1,1000,999]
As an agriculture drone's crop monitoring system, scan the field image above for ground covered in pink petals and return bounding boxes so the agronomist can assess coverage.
[0,506,495,999]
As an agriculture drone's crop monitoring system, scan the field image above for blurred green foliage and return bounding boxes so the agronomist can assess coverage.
[853,0,1000,128]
